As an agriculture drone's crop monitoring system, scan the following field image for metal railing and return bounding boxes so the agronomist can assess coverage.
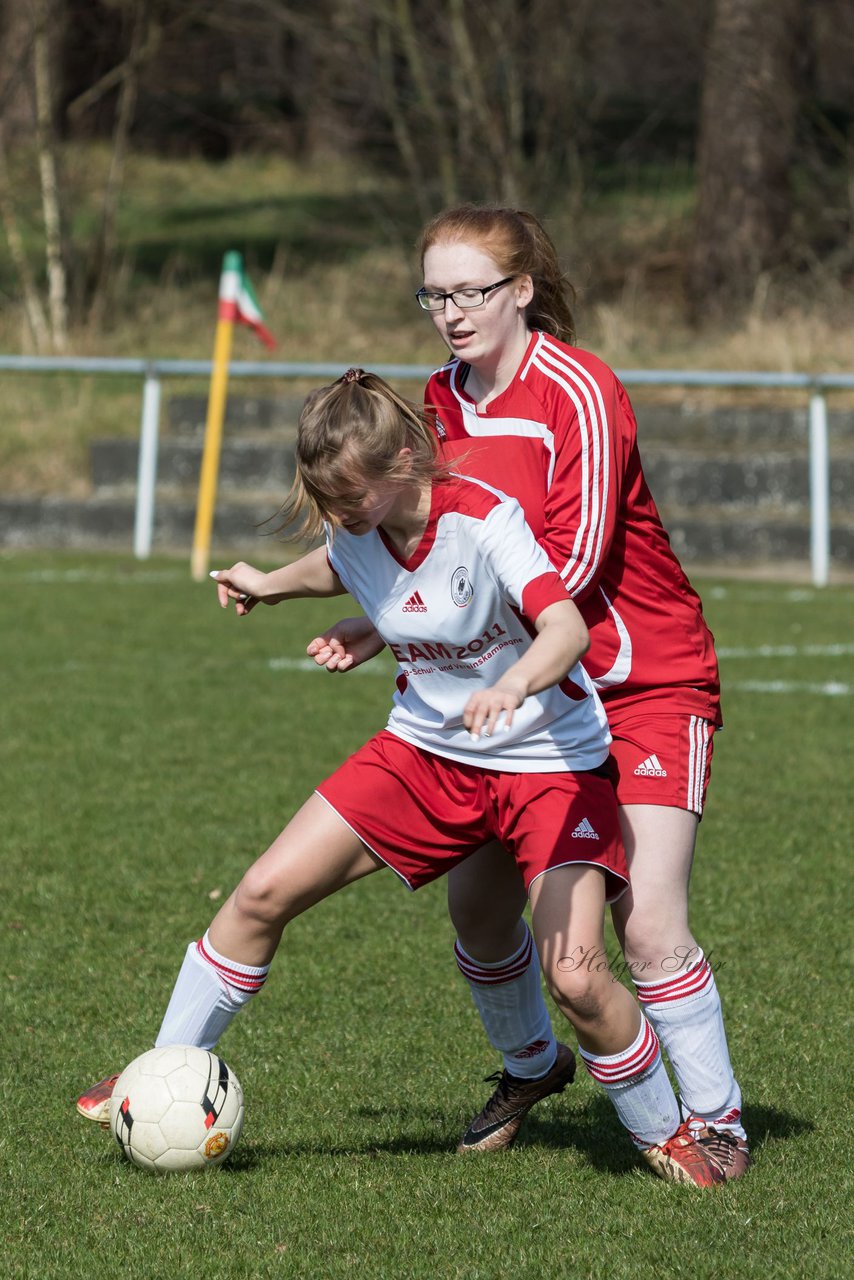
[1,354,852,586]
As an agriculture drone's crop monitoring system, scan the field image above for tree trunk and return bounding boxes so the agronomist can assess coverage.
[392,0,458,207]
[88,0,154,329]
[689,0,806,318]
[0,121,50,351]
[374,20,433,226]
[32,0,68,351]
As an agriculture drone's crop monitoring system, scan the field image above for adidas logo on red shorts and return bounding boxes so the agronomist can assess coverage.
[634,754,667,777]
[572,817,599,839]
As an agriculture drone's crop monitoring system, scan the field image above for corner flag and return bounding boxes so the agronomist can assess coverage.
[190,251,276,581]
[218,251,277,350]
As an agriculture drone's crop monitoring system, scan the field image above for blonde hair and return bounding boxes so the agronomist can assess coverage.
[274,369,451,540]
[418,204,576,345]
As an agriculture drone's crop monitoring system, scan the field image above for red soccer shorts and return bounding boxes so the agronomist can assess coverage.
[314,730,627,900]
[605,711,716,815]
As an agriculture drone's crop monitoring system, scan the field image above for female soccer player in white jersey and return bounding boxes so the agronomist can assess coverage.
[76,369,723,1186]
[306,210,749,1182]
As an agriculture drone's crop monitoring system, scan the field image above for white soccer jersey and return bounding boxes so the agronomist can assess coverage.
[326,475,610,772]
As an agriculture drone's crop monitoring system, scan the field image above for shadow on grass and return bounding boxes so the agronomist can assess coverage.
[230,1096,817,1171]
[523,1092,639,1175]
[526,1097,816,1174]
[222,1095,629,1167]
[741,1102,815,1150]
[94,1098,816,1173]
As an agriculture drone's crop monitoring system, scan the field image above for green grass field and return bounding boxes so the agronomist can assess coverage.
[1,551,851,1279]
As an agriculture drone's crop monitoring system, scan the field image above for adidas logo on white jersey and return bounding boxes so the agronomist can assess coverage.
[402,591,427,613]
[633,754,667,777]
[572,817,599,839]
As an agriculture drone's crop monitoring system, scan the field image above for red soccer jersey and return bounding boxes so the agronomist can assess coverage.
[425,331,721,723]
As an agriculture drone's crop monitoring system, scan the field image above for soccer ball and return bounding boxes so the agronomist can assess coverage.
[109,1045,244,1174]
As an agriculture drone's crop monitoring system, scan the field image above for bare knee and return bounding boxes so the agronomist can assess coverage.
[544,959,610,1027]
[447,851,527,959]
[233,866,296,929]
[620,920,699,976]
[449,887,526,954]
[612,892,695,972]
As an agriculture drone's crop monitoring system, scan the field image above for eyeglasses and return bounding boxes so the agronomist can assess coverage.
[414,276,515,312]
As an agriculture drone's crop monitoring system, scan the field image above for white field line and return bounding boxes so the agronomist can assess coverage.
[265,656,851,695]
[38,657,851,695]
[707,586,854,604]
[11,567,187,585]
[270,645,854,671]
[268,657,395,677]
[726,680,850,696]
[718,643,854,659]
[7,567,852,693]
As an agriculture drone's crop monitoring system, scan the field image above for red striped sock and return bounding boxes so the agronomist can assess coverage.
[454,928,556,1079]
[634,951,743,1127]
[579,1015,680,1147]
[634,955,714,1008]
[197,931,270,997]
[156,935,270,1051]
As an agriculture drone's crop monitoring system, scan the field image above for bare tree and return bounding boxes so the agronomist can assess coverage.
[77,0,159,327]
[0,122,51,349]
[0,7,51,349]
[32,0,69,350]
[255,0,595,211]
[0,0,190,344]
[689,0,807,316]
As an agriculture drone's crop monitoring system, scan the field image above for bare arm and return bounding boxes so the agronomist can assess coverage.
[211,546,346,614]
[463,599,589,739]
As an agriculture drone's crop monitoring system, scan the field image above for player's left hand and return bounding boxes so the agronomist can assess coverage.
[463,687,524,740]
[209,565,264,616]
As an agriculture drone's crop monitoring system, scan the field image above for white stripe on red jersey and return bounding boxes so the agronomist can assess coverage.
[526,339,612,596]
[426,333,721,724]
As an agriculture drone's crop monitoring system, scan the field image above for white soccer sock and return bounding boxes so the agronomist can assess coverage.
[579,1015,681,1148]
[454,927,557,1080]
[155,931,270,1050]
[634,952,745,1136]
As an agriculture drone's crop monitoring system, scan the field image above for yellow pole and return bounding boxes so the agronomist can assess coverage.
[191,303,234,581]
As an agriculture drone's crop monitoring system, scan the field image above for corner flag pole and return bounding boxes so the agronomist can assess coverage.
[191,251,276,582]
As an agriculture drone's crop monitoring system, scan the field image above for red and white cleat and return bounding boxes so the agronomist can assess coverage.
[76,1074,120,1129]
[692,1123,751,1180]
[640,1120,726,1186]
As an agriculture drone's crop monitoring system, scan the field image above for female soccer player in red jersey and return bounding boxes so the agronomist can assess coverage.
[307,208,749,1181]
[77,371,723,1186]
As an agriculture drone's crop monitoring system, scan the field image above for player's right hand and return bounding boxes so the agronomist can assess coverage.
[306,616,386,672]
